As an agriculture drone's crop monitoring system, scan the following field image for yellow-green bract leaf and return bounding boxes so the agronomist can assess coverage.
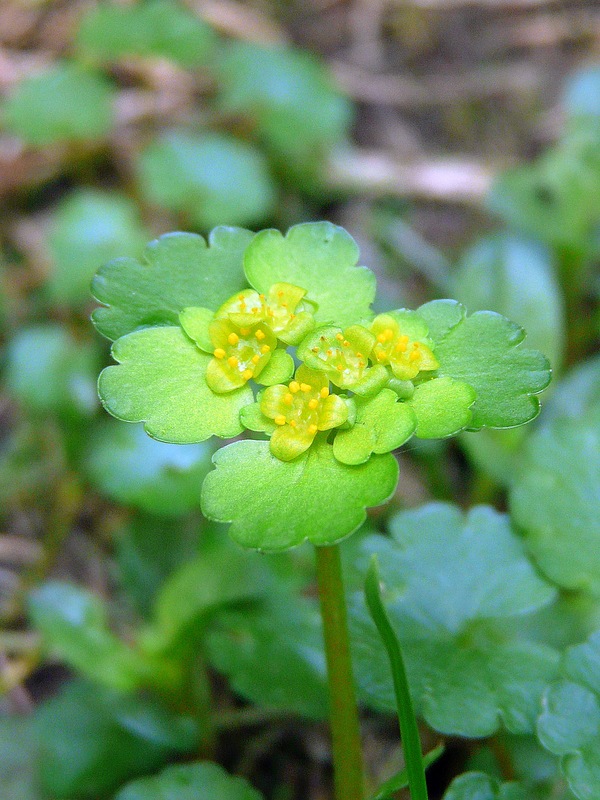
[510,414,600,594]
[137,131,276,230]
[92,228,253,341]
[99,326,253,443]
[255,348,295,386]
[350,504,558,737]
[201,439,398,550]
[537,631,600,800]
[419,301,551,429]
[244,222,375,328]
[408,377,476,438]
[115,762,263,800]
[333,389,416,465]
[3,62,115,145]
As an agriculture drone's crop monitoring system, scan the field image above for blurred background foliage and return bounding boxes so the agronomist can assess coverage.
[0,1,599,799]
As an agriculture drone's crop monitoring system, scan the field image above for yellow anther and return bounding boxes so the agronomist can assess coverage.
[336,333,344,341]
[251,307,259,314]
[289,381,300,393]
[214,348,226,359]
[283,393,293,405]
[251,355,260,364]
[227,356,239,368]
[385,328,394,341]
[240,328,250,335]
[308,424,318,435]
[395,341,407,353]
[326,349,333,356]
[319,387,329,398]
[399,335,409,345]
[300,383,311,393]
[336,364,344,372]
[376,350,386,361]
[228,332,240,345]
[377,333,387,344]
[413,341,420,349]
[255,329,266,341]
[290,313,296,319]
[242,369,253,380]
[260,344,271,354]
[308,398,318,409]
[311,347,319,353]
[343,340,350,347]
[239,301,247,311]
[275,415,286,426]
[289,419,297,428]
[409,350,421,362]
[356,352,363,358]
[259,294,265,300]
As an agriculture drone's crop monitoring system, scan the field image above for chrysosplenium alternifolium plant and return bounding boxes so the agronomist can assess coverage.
[93,221,550,552]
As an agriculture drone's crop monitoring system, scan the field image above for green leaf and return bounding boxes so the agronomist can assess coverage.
[540,352,600,426]
[85,421,215,516]
[216,41,352,166]
[420,301,551,429]
[243,222,375,328]
[408,376,476,438]
[201,439,399,550]
[5,324,99,417]
[137,131,276,230]
[0,717,42,800]
[92,228,253,341]
[206,588,328,719]
[28,581,160,691]
[333,388,416,465]
[115,761,263,800]
[350,503,558,737]
[537,631,600,800]
[99,325,253,442]
[34,680,199,799]
[3,62,115,145]
[453,233,565,371]
[510,414,600,593]
[146,531,266,653]
[77,0,216,67]
[443,773,528,800]
[47,189,147,306]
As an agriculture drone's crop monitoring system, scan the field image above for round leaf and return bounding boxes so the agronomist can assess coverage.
[244,222,375,328]
[99,326,253,443]
[92,228,253,341]
[443,773,528,800]
[201,439,399,550]
[115,761,263,800]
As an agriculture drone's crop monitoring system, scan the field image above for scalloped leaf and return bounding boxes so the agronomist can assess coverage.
[3,62,115,145]
[420,302,551,429]
[201,439,398,550]
[47,189,148,307]
[92,228,253,341]
[99,326,253,443]
[243,223,375,328]
[76,0,216,67]
[115,761,263,800]
[537,631,600,800]
[510,414,600,594]
[206,590,328,719]
[333,388,416,465]
[85,421,215,516]
[137,132,276,230]
[350,503,558,737]
[443,773,528,800]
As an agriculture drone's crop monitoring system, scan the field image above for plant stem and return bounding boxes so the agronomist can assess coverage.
[315,543,365,800]
[365,557,428,800]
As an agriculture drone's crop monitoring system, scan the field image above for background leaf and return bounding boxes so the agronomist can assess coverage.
[115,761,263,800]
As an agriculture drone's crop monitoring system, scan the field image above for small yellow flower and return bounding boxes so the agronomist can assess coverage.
[370,314,438,381]
[206,318,276,393]
[260,366,348,460]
